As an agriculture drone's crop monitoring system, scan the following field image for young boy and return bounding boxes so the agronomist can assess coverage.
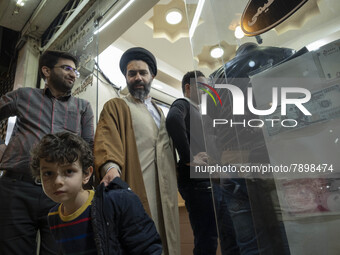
[30,131,162,254]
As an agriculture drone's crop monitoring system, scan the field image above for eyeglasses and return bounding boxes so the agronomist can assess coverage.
[54,65,80,78]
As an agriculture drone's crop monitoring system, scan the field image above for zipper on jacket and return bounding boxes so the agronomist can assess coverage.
[106,220,110,254]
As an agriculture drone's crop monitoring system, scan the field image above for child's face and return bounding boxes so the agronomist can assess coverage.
[39,158,92,205]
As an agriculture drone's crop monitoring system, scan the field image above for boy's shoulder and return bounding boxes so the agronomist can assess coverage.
[95,177,130,196]
[105,177,130,190]
[94,178,142,211]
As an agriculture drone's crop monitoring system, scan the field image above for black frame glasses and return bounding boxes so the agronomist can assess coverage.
[54,65,80,78]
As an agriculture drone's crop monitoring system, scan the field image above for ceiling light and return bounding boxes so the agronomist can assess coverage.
[166,9,182,25]
[234,26,244,39]
[16,0,25,6]
[95,0,135,34]
[189,0,205,38]
[248,60,255,67]
[210,47,224,58]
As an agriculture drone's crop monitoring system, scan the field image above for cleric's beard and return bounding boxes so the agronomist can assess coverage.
[127,80,151,102]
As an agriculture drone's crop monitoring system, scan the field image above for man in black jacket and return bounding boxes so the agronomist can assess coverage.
[166,71,227,255]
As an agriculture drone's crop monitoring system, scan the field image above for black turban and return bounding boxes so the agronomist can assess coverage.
[119,47,157,76]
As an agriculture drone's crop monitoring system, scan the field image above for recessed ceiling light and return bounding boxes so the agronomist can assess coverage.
[166,9,182,25]
[210,47,224,58]
[235,26,244,39]
[248,60,255,67]
[16,0,25,6]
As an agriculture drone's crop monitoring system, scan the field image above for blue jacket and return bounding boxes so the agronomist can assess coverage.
[91,178,162,254]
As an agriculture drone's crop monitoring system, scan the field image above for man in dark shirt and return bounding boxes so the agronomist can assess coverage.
[0,50,94,254]
[166,71,218,255]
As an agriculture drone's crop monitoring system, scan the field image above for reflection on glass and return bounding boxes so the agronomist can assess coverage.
[184,0,340,254]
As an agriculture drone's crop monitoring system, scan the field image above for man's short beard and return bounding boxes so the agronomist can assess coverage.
[49,71,73,94]
[128,81,151,102]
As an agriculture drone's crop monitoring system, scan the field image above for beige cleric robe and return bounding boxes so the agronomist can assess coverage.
[94,94,180,255]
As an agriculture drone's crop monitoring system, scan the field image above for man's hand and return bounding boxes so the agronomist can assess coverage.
[101,167,120,186]
[187,152,209,166]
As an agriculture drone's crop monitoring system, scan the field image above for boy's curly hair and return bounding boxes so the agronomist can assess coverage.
[30,132,93,179]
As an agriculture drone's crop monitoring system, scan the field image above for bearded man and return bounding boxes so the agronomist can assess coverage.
[94,47,180,255]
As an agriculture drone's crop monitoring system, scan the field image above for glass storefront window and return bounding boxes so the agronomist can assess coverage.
[184,0,340,254]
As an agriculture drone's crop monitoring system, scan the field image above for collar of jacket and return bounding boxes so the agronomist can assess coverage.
[97,177,130,193]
